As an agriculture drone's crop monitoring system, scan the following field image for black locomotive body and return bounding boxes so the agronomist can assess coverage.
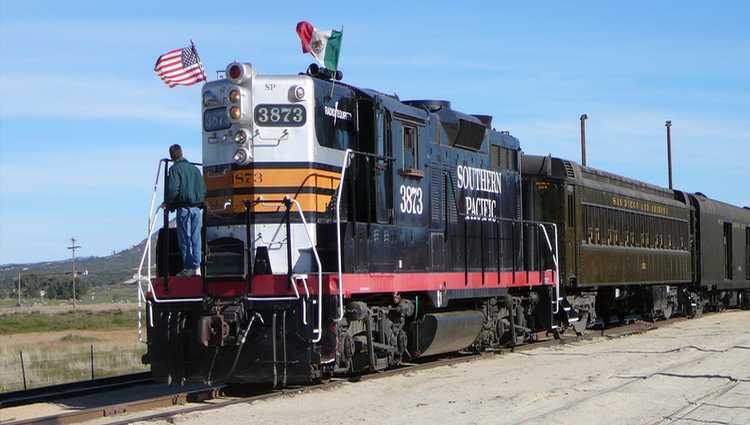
[144,64,560,387]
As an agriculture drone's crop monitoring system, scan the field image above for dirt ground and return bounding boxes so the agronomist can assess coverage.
[147,311,750,425]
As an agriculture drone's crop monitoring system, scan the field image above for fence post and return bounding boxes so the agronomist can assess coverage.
[19,351,27,390]
[90,344,95,380]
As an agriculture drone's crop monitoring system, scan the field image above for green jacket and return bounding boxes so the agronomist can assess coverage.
[166,158,206,208]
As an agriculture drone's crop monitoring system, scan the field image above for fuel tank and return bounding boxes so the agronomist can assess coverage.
[410,311,483,357]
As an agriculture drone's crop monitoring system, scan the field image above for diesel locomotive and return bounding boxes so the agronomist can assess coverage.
[141,62,750,387]
[143,62,561,386]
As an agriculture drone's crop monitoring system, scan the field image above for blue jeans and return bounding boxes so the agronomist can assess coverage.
[176,207,202,270]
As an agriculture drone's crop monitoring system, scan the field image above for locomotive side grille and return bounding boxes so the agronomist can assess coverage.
[447,168,459,224]
[563,160,576,178]
[431,166,444,224]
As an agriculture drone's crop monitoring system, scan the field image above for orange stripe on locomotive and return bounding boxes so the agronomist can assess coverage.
[204,166,340,214]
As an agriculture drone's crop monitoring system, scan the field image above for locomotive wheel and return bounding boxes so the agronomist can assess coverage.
[572,312,589,336]
[662,304,673,320]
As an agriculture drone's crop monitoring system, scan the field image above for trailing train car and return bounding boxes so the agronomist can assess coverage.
[143,63,561,386]
[522,155,697,326]
[690,193,750,308]
[522,155,750,322]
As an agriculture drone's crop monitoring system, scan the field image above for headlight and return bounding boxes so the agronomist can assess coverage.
[226,62,253,84]
[228,64,242,79]
[234,129,249,145]
[229,89,241,103]
[203,90,217,107]
[233,148,251,165]
[230,106,241,120]
[291,85,305,101]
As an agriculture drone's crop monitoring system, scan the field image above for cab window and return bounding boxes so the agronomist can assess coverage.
[402,125,418,170]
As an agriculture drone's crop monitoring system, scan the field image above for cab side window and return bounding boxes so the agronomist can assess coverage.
[403,125,418,170]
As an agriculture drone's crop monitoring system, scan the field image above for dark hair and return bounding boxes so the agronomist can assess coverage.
[169,144,183,160]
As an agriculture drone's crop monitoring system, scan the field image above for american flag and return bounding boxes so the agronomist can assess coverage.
[154,42,207,88]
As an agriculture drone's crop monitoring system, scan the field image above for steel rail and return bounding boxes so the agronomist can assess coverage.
[0,372,153,409]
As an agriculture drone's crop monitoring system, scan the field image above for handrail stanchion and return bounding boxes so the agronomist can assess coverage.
[537,223,560,315]
[552,223,560,314]
[334,149,352,321]
[137,160,166,341]
[243,198,323,342]
[244,200,253,293]
[137,208,162,331]
[201,204,207,295]
[137,159,211,333]
[288,198,323,343]
[161,159,170,292]
[284,199,293,289]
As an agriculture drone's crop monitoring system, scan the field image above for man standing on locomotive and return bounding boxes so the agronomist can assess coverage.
[163,144,206,277]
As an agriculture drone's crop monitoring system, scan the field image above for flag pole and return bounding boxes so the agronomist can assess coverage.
[189,39,208,82]
[329,25,343,98]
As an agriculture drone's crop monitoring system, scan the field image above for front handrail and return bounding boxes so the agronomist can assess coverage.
[290,198,323,343]
[334,149,352,321]
[136,160,204,339]
[332,149,396,321]
[459,217,561,315]
[537,223,561,315]
[245,197,324,343]
[136,161,165,340]
[136,205,161,337]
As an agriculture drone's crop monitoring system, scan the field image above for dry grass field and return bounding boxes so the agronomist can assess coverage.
[0,306,147,392]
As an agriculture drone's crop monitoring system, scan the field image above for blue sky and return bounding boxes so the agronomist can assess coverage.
[1,1,748,263]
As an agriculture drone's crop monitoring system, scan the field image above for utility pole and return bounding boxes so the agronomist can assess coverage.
[68,238,81,308]
[16,267,28,307]
[580,114,588,167]
[665,120,673,190]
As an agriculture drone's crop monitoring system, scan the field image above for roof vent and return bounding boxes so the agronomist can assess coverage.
[403,99,451,112]
[472,114,493,127]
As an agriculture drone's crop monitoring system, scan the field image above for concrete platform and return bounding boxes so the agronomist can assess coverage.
[151,310,750,425]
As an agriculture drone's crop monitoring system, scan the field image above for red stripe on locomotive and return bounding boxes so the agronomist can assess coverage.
[151,270,556,299]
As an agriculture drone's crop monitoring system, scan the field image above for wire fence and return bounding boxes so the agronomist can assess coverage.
[0,344,147,392]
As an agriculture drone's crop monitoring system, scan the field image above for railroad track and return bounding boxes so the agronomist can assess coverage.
[1,317,673,425]
[0,372,153,409]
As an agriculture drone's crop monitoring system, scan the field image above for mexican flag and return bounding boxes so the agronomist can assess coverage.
[296,21,343,70]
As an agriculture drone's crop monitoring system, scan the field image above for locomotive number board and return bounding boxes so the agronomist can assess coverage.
[254,104,306,127]
[203,107,232,131]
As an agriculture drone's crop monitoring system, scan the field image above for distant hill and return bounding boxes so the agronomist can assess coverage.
[0,234,158,296]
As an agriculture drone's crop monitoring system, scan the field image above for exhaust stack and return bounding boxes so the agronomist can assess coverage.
[580,114,588,167]
[666,120,673,189]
